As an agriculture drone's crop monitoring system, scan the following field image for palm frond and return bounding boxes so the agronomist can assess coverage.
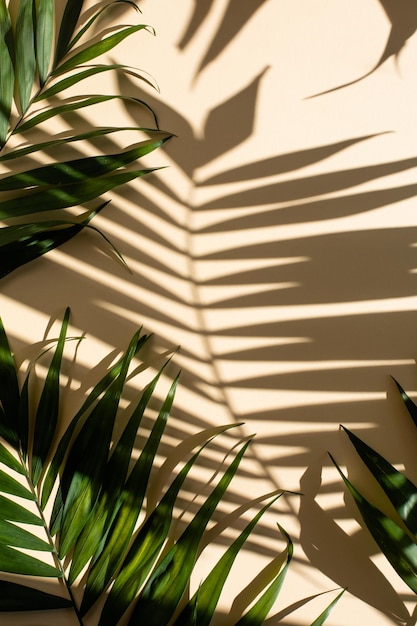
[0,0,169,279]
[0,310,341,624]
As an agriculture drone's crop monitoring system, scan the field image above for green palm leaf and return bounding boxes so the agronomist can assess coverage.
[330,452,417,594]
[0,580,71,611]
[127,440,252,626]
[36,0,54,85]
[0,311,338,623]
[174,494,283,626]
[15,0,36,114]
[0,0,14,146]
[0,0,165,278]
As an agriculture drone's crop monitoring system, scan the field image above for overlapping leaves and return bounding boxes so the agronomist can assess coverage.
[0,310,342,624]
[0,0,170,278]
[332,377,417,595]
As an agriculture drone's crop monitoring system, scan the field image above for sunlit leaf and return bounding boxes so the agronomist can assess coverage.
[15,0,36,114]
[310,589,345,626]
[81,375,179,614]
[0,468,34,500]
[342,426,417,535]
[0,442,25,475]
[36,0,54,85]
[128,440,251,626]
[53,24,151,76]
[235,525,293,626]
[35,63,152,101]
[174,494,283,626]
[56,330,146,557]
[67,1,141,52]
[69,361,164,584]
[99,443,210,626]
[0,544,60,577]
[0,519,50,551]
[330,453,417,594]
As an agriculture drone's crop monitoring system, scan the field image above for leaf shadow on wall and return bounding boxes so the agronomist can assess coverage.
[177,0,269,75]
[4,37,417,625]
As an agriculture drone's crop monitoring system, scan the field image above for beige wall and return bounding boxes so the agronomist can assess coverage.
[2,0,417,623]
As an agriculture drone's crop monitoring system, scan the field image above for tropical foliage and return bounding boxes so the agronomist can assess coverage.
[331,376,417,596]
[0,309,344,624]
[0,0,170,279]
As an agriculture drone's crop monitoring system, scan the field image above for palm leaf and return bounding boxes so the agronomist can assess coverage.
[341,426,417,535]
[0,580,71,611]
[54,0,84,64]
[127,440,252,626]
[36,0,54,85]
[0,0,166,278]
[174,494,283,626]
[235,524,293,626]
[15,0,36,114]
[0,311,337,623]
[330,452,417,594]
[0,0,14,146]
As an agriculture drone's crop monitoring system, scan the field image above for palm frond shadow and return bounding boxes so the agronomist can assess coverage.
[3,2,417,622]
[176,0,269,77]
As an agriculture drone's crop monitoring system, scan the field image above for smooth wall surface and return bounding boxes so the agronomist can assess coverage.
[2,1,417,624]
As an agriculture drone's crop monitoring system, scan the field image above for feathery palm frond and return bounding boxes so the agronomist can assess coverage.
[0,309,342,624]
[0,0,171,278]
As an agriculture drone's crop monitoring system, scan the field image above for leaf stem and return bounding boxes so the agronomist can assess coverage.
[19,449,85,626]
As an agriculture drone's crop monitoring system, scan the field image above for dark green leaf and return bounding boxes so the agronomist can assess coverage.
[99,441,213,626]
[31,308,70,486]
[0,214,100,279]
[67,1,141,52]
[54,0,84,64]
[14,94,130,134]
[36,63,156,101]
[330,453,417,594]
[391,377,417,428]
[69,356,160,584]
[36,0,54,85]
[0,519,50,552]
[0,126,149,162]
[342,426,417,535]
[0,0,14,146]
[0,443,25,475]
[0,580,71,611]
[0,468,34,500]
[0,167,158,220]
[15,0,36,114]
[0,494,43,526]
[0,135,171,191]
[0,317,20,447]
[41,334,146,510]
